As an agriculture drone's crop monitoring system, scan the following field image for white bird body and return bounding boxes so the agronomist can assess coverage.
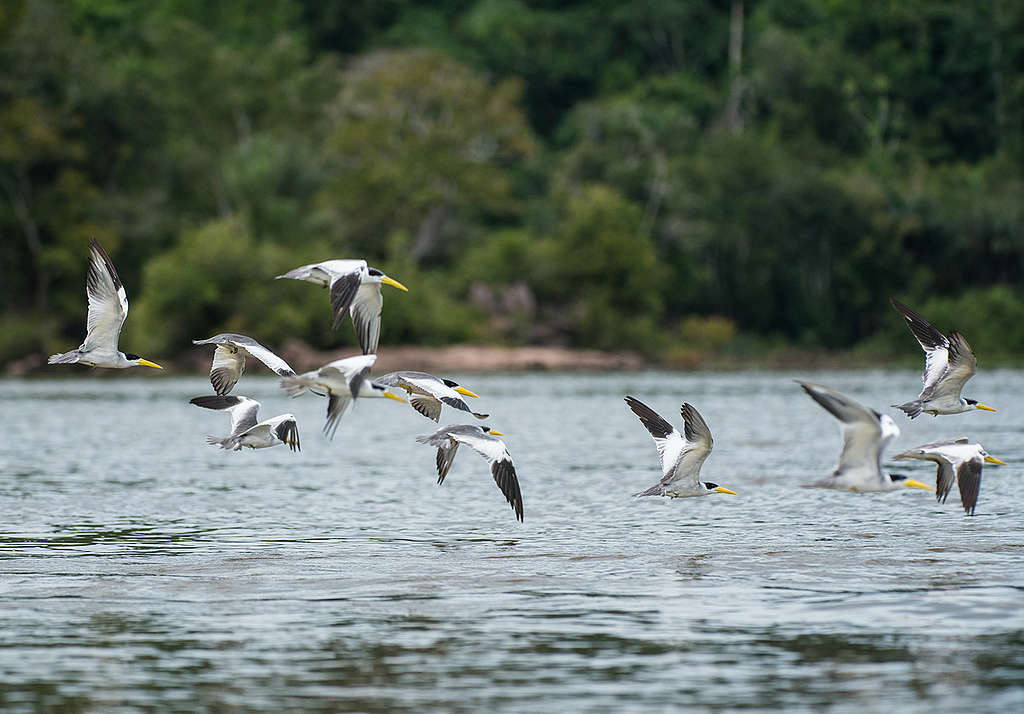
[275,259,408,354]
[190,395,300,452]
[415,424,523,521]
[279,354,406,438]
[624,396,736,498]
[48,238,162,370]
[376,371,487,422]
[890,299,994,418]
[894,439,1005,515]
[192,333,295,395]
[798,380,931,492]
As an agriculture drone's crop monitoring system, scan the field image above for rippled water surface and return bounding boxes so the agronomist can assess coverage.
[2,370,1024,712]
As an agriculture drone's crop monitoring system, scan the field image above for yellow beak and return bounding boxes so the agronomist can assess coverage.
[381,276,409,292]
[137,359,163,369]
[384,391,408,404]
[901,478,934,491]
[713,486,738,495]
[488,429,504,436]
[975,403,996,412]
[455,386,480,399]
[984,455,1007,466]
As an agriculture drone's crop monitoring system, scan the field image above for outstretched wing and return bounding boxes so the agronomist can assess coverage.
[956,458,982,515]
[209,345,245,395]
[274,418,301,453]
[890,299,953,393]
[922,331,977,403]
[329,270,363,330]
[624,396,684,480]
[349,282,383,355]
[323,393,353,439]
[82,238,129,353]
[451,429,523,521]
[797,381,887,477]
[189,395,261,435]
[410,394,443,422]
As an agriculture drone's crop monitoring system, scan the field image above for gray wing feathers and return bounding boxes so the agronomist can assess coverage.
[189,395,260,434]
[434,440,460,484]
[350,282,383,354]
[83,238,129,352]
[624,396,674,439]
[956,459,982,516]
[410,394,443,422]
[330,272,362,330]
[681,403,713,450]
[324,393,352,439]
[210,344,244,395]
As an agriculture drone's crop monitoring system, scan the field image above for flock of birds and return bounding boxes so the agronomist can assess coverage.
[47,238,1005,522]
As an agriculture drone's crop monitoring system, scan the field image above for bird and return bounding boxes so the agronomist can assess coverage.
[797,380,932,492]
[189,395,300,452]
[279,354,406,438]
[893,439,1005,515]
[275,260,408,354]
[624,396,737,498]
[415,424,523,522]
[890,298,995,418]
[192,333,295,395]
[375,371,488,422]
[47,237,163,370]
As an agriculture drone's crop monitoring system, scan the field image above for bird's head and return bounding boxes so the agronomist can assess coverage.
[366,267,409,292]
[702,481,737,495]
[442,378,480,398]
[480,426,503,437]
[124,353,163,369]
[980,447,1006,466]
[964,398,996,412]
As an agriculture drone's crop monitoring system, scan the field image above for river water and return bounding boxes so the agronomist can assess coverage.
[1,370,1022,712]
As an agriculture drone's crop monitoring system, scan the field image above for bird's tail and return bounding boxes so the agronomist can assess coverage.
[47,350,80,364]
[206,434,242,450]
[632,484,663,498]
[892,400,922,419]
[280,372,316,398]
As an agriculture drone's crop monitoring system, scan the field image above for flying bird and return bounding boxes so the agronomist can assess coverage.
[190,395,300,452]
[275,260,408,354]
[279,354,406,438]
[797,380,932,492]
[624,396,737,498]
[890,298,995,418]
[375,371,487,422]
[894,439,1005,515]
[47,237,162,370]
[192,333,295,395]
[415,424,523,522]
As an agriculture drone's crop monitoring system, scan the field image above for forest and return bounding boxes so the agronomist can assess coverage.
[2,0,1023,369]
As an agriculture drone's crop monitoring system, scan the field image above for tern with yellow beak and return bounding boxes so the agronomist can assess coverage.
[894,439,1005,515]
[48,237,163,371]
[375,371,487,422]
[275,259,408,354]
[890,298,995,418]
[797,381,932,492]
[279,354,406,439]
[624,396,738,498]
[415,424,523,522]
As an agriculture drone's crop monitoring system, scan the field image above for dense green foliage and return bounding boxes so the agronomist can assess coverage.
[2,0,1023,365]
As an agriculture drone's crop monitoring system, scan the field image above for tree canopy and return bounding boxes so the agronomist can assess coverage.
[2,0,1023,367]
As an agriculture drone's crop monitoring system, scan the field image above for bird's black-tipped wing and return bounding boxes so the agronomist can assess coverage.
[274,418,301,452]
[681,403,713,451]
[82,237,129,353]
[350,282,383,355]
[491,457,524,522]
[189,395,260,434]
[625,396,674,439]
[956,458,982,515]
[435,439,460,484]
[891,298,947,351]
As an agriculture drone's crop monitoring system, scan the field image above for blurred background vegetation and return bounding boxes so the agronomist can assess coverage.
[2,0,1023,368]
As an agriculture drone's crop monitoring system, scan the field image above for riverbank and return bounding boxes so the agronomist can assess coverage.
[5,341,924,377]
